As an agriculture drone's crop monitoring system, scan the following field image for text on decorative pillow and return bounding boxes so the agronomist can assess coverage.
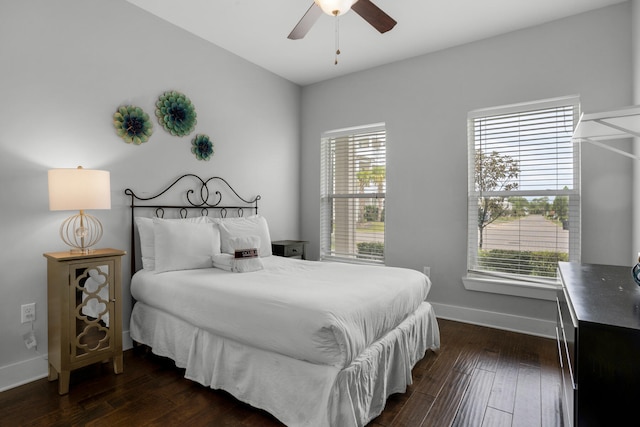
[235,248,258,259]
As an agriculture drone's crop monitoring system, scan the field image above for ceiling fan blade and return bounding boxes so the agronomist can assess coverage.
[351,0,397,34]
[288,3,323,40]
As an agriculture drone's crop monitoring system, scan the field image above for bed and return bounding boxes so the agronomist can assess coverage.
[125,174,440,427]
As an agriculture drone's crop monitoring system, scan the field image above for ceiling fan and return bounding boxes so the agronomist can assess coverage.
[287,0,397,40]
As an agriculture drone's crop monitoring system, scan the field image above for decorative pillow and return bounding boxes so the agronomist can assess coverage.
[215,215,272,257]
[135,216,209,270]
[153,218,221,273]
[213,236,263,273]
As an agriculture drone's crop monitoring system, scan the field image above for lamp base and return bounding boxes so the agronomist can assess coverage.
[69,248,97,255]
[59,211,103,253]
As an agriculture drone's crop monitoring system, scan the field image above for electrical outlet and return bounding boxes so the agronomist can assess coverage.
[423,266,431,278]
[21,303,35,323]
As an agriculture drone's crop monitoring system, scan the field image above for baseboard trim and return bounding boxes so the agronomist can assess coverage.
[431,302,556,339]
[0,330,134,393]
[0,355,48,393]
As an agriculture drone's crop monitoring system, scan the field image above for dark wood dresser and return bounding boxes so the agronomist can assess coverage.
[557,262,640,427]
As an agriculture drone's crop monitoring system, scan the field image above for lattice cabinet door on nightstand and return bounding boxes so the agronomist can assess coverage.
[44,248,125,395]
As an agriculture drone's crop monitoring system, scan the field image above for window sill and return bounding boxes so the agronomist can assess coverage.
[462,275,560,301]
[320,255,384,266]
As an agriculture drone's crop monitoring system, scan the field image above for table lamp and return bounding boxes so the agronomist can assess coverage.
[48,166,111,253]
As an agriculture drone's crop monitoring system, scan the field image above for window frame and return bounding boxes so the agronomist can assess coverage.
[320,123,386,264]
[465,96,581,295]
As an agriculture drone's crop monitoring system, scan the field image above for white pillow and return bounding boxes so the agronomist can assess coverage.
[206,215,248,223]
[135,216,208,270]
[212,236,263,273]
[212,253,233,271]
[153,218,221,273]
[215,215,272,257]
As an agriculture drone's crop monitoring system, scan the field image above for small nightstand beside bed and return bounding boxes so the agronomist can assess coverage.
[126,175,440,427]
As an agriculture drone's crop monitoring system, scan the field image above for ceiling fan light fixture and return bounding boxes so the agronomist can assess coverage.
[287,0,396,43]
[314,0,356,16]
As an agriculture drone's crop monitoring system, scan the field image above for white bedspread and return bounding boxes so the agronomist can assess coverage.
[131,257,431,368]
[130,300,440,427]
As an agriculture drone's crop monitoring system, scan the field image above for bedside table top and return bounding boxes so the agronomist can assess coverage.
[272,240,308,246]
[44,248,126,261]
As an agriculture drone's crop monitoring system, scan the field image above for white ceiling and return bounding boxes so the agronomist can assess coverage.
[126,0,625,86]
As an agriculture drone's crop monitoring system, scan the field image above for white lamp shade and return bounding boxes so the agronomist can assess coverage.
[314,0,356,16]
[48,168,111,211]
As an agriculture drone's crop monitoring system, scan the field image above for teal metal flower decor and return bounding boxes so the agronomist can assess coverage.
[191,134,214,161]
[156,91,197,136]
[113,105,153,144]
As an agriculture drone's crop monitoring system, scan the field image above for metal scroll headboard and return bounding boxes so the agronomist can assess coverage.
[124,174,261,276]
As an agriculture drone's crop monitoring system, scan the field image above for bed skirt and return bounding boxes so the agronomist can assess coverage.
[130,301,440,427]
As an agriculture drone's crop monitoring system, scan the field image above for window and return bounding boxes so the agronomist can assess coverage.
[321,124,386,263]
[467,96,580,284]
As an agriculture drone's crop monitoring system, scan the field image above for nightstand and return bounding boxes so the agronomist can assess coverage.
[271,240,308,260]
[44,248,125,395]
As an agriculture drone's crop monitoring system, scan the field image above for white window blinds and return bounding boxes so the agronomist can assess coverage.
[321,124,386,263]
[467,97,580,282]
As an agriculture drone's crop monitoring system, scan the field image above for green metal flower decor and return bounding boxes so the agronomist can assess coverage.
[113,105,153,144]
[191,134,214,161]
[155,90,197,136]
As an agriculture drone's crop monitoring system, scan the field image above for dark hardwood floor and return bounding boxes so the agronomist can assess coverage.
[0,319,563,426]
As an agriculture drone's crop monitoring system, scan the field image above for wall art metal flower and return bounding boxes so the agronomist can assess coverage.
[113,105,153,144]
[191,134,214,161]
[155,90,197,137]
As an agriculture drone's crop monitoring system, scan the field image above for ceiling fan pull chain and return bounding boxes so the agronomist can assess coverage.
[334,10,340,65]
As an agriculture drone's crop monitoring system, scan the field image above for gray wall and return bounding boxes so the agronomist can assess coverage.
[0,0,301,387]
[300,3,633,331]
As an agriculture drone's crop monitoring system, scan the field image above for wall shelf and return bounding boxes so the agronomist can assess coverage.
[572,105,640,160]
